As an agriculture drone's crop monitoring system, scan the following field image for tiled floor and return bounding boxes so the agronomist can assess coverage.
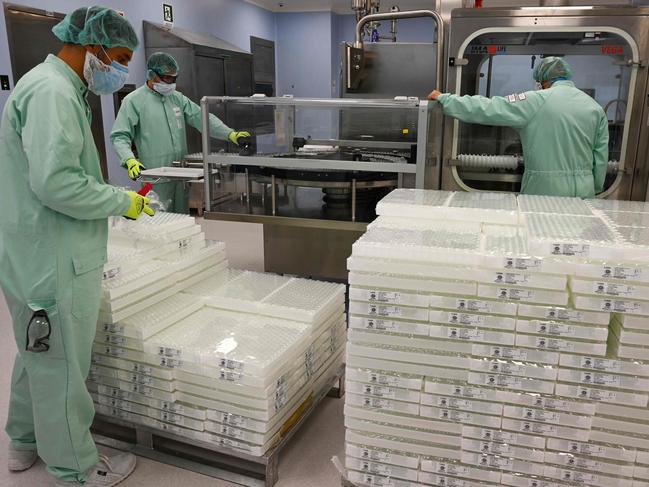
[0,219,346,486]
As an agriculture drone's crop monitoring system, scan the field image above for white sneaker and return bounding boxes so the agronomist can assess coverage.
[8,446,38,471]
[54,452,136,486]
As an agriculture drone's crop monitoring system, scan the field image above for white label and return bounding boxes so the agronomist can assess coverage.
[219,413,248,428]
[497,288,534,301]
[601,299,642,312]
[503,257,543,271]
[363,384,396,399]
[488,346,528,360]
[430,476,466,487]
[536,337,574,351]
[567,441,606,457]
[580,357,621,372]
[132,364,153,376]
[359,474,393,487]
[530,397,567,410]
[559,470,597,483]
[438,397,473,409]
[359,461,393,476]
[578,387,617,402]
[161,412,184,425]
[158,346,181,357]
[527,481,561,487]
[447,328,485,340]
[563,456,601,470]
[478,441,513,456]
[219,358,244,372]
[481,429,517,443]
[602,265,643,280]
[439,409,473,422]
[104,334,125,345]
[367,304,402,317]
[161,401,184,414]
[159,357,182,368]
[520,421,556,435]
[450,385,487,399]
[594,282,635,296]
[103,267,121,280]
[130,374,153,386]
[448,312,486,326]
[536,321,575,336]
[130,384,153,397]
[521,408,560,423]
[367,290,402,304]
[484,374,522,389]
[219,370,242,382]
[545,308,583,322]
[456,299,492,312]
[488,361,525,376]
[551,243,590,257]
[359,449,391,463]
[494,272,530,285]
[580,371,621,387]
[368,373,401,387]
[476,454,513,470]
[102,323,125,335]
[363,318,400,332]
[362,397,394,410]
[104,346,125,357]
[435,463,469,476]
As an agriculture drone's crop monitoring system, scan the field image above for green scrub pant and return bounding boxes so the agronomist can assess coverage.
[154,180,189,214]
[4,263,103,482]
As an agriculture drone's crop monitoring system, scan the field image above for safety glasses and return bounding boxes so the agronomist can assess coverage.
[155,71,178,84]
[26,310,51,353]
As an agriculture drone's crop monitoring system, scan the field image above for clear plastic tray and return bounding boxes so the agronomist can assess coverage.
[375,188,454,219]
[446,191,519,225]
[586,199,649,213]
[518,195,594,216]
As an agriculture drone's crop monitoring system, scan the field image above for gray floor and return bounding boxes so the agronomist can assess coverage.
[0,219,345,486]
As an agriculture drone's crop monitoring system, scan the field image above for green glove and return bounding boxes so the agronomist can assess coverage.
[123,191,155,220]
[228,131,251,145]
[125,158,146,180]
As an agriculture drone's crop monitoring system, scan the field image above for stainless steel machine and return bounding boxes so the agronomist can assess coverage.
[439,6,649,201]
[198,96,443,280]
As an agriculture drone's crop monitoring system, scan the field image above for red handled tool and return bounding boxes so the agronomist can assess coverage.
[138,182,153,196]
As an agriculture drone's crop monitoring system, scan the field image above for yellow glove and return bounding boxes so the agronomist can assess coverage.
[228,131,251,145]
[125,158,146,181]
[123,191,155,220]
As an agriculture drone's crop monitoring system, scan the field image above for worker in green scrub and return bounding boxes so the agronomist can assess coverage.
[110,52,251,213]
[0,7,153,486]
[428,57,609,197]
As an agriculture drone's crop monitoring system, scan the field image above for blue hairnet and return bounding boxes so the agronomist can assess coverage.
[52,6,139,51]
[533,56,573,83]
[147,52,179,80]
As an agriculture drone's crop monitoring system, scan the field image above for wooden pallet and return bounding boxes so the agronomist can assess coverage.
[92,365,345,487]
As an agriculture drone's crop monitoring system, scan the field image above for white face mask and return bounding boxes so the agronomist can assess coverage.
[153,82,176,96]
[535,82,543,91]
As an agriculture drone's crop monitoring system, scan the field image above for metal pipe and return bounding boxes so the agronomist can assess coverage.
[351,179,357,222]
[200,97,211,212]
[486,55,494,98]
[354,10,444,89]
[271,174,276,216]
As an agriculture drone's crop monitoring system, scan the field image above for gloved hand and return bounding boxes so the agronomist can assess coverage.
[123,191,155,220]
[125,158,146,180]
[228,131,251,146]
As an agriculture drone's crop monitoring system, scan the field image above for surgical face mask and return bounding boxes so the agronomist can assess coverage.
[153,82,176,97]
[535,81,543,91]
[83,50,129,95]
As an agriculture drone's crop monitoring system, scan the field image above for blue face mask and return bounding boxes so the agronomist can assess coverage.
[83,49,129,95]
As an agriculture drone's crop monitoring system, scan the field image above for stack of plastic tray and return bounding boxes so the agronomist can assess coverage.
[343,190,649,487]
[91,220,346,456]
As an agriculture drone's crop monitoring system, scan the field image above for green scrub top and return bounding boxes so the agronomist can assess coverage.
[438,80,609,197]
[0,54,130,482]
[110,85,233,212]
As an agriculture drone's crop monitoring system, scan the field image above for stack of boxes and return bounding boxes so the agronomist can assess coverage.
[90,213,346,456]
[344,190,649,487]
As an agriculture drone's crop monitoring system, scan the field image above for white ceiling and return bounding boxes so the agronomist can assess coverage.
[245,0,436,14]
